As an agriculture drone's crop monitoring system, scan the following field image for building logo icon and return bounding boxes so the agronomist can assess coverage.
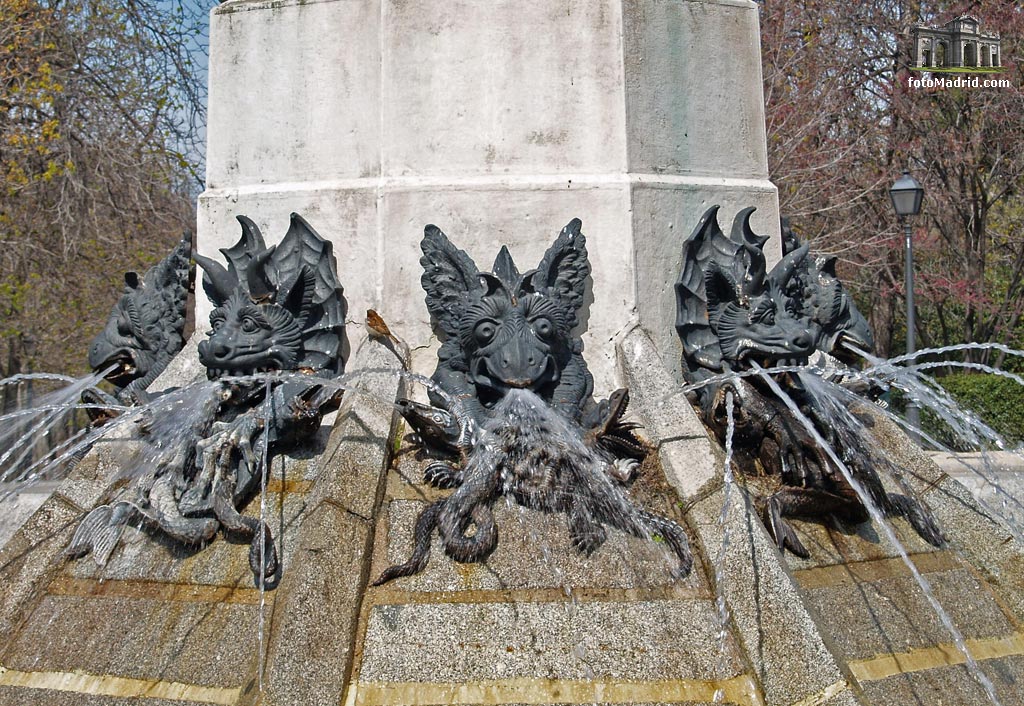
[911,15,1003,72]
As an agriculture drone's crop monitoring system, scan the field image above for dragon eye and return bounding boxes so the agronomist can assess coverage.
[241,316,260,334]
[474,321,497,344]
[210,315,225,332]
[751,300,776,326]
[116,314,133,336]
[532,317,553,339]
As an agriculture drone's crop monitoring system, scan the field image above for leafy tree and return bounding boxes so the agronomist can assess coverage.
[0,0,214,386]
[761,1,1024,363]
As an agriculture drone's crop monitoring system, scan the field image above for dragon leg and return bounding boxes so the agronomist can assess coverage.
[762,486,867,558]
[211,450,278,584]
[567,500,608,556]
[589,486,693,578]
[423,460,463,489]
[634,510,693,579]
[884,493,946,547]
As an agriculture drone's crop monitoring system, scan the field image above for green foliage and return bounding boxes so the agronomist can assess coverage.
[920,372,1024,449]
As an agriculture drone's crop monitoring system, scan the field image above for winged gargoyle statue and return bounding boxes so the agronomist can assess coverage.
[676,206,943,556]
[68,214,346,586]
[375,220,693,584]
[84,236,191,411]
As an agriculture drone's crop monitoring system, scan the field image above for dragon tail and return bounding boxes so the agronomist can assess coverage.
[372,500,444,586]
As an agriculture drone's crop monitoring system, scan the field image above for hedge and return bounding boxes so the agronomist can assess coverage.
[925,372,1024,449]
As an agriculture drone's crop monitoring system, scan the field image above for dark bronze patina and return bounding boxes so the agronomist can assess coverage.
[87,236,191,402]
[376,221,691,585]
[68,214,346,586]
[676,206,943,556]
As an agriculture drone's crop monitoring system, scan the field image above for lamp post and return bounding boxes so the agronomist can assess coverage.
[889,169,925,437]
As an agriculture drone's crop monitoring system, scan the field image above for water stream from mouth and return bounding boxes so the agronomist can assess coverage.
[752,361,1003,706]
[257,379,272,692]
[712,389,736,704]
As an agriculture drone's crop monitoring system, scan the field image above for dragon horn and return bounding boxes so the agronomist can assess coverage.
[246,246,277,302]
[733,207,769,296]
[479,273,512,300]
[766,242,810,288]
[194,253,238,307]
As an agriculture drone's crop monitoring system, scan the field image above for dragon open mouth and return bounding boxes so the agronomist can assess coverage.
[94,349,141,386]
[205,361,283,380]
[471,355,556,392]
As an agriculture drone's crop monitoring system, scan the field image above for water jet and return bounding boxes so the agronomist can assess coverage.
[1,2,1022,706]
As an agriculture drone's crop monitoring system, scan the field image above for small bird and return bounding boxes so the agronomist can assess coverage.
[365,309,408,367]
[366,309,397,344]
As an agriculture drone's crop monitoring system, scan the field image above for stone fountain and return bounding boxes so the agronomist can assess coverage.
[1,2,1023,706]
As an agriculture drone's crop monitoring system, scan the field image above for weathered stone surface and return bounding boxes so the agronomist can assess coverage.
[0,495,81,636]
[868,411,1024,623]
[380,499,705,595]
[3,594,254,688]
[304,336,405,517]
[0,688,216,706]
[687,486,861,706]
[54,432,144,513]
[148,331,206,392]
[0,482,58,548]
[858,656,1024,706]
[258,333,405,706]
[617,327,722,500]
[801,568,1015,660]
[260,503,371,706]
[617,327,709,441]
[359,599,741,683]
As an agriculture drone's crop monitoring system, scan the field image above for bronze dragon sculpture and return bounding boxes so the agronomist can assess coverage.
[375,220,692,584]
[676,206,944,557]
[84,236,192,413]
[68,214,346,586]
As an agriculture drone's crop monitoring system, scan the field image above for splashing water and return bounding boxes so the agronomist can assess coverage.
[0,366,120,490]
[752,362,1004,706]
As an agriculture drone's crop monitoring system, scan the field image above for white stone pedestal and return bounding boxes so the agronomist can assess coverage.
[199,0,779,388]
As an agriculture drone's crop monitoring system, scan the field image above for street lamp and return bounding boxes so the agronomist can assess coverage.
[889,169,925,436]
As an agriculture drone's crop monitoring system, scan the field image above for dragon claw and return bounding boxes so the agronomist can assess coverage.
[423,461,462,489]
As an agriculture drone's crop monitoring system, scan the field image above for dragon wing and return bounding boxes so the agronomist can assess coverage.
[527,218,590,329]
[271,214,347,375]
[676,206,731,373]
[420,225,481,339]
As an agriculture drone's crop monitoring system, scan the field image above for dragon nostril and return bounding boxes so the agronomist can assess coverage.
[793,333,811,349]
[213,343,230,360]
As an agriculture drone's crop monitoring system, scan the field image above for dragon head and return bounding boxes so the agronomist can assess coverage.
[420,220,593,417]
[781,223,875,363]
[461,276,569,393]
[677,208,875,382]
[713,243,817,367]
[194,214,346,380]
[89,237,191,393]
[199,291,305,377]
[676,207,816,375]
